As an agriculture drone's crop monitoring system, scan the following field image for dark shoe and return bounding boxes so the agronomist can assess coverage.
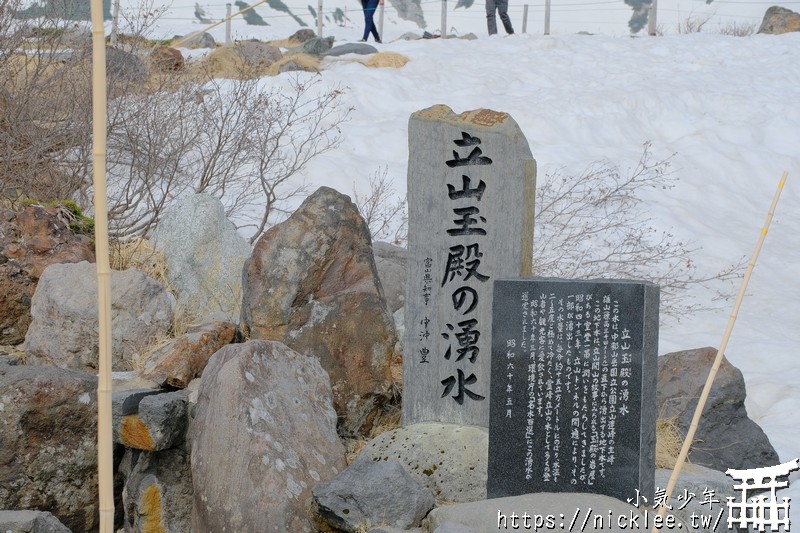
[358,39,367,42]
[376,38,382,43]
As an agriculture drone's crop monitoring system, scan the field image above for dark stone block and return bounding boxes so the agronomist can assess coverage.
[487,277,659,503]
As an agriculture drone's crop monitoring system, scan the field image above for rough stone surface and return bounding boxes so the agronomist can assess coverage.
[325,43,379,56]
[120,390,189,451]
[278,60,315,73]
[288,28,317,43]
[433,523,481,533]
[299,36,335,55]
[190,340,347,532]
[0,205,95,344]
[105,46,149,85]
[150,45,184,70]
[0,364,98,532]
[241,186,395,436]
[657,347,779,472]
[357,423,488,503]
[373,241,407,313]
[140,321,237,388]
[425,493,645,532]
[655,466,736,533]
[152,194,251,324]
[313,458,434,531]
[22,261,174,372]
[0,510,71,533]
[177,31,216,49]
[112,388,163,443]
[120,446,193,533]
[758,6,800,34]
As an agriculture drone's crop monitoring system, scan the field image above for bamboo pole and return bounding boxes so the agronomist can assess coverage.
[652,171,789,533]
[90,0,114,531]
[172,0,271,48]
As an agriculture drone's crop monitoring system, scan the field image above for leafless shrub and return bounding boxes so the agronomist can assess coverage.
[677,15,711,34]
[533,142,743,319]
[716,21,756,37]
[0,0,93,205]
[90,72,351,241]
[353,166,408,246]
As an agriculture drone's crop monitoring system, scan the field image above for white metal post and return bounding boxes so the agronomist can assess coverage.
[648,0,658,35]
[522,4,528,33]
[226,3,232,44]
[110,0,120,46]
[441,0,447,37]
[379,2,385,40]
[544,0,551,35]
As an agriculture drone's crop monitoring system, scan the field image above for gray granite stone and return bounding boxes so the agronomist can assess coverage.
[487,278,659,503]
[403,105,536,428]
[0,510,71,533]
[424,493,648,533]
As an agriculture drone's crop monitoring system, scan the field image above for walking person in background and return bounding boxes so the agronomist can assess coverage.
[486,0,514,36]
[360,0,384,42]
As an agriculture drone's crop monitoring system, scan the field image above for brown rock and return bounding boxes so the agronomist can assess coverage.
[140,321,237,388]
[150,45,184,71]
[0,205,95,344]
[758,6,800,34]
[241,187,396,436]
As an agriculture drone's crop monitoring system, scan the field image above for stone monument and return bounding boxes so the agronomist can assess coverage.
[487,278,659,502]
[404,105,536,428]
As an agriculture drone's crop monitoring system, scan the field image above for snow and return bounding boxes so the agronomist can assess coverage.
[133,0,800,505]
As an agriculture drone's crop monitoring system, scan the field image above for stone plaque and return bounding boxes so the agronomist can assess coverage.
[487,278,659,502]
[403,105,536,428]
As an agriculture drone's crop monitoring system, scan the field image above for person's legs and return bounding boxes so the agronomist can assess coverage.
[362,0,380,41]
[485,0,498,35]
[496,0,514,34]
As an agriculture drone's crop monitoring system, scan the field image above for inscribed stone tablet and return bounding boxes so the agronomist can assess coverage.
[487,278,659,503]
[403,105,536,428]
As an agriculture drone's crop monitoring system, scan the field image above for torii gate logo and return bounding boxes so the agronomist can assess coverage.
[726,459,800,532]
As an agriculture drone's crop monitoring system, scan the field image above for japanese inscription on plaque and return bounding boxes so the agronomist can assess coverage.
[488,278,659,502]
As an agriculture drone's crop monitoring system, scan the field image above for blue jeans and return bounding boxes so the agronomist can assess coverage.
[486,0,514,35]
[361,0,381,41]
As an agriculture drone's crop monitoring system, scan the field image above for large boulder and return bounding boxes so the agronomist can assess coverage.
[0,364,99,531]
[0,205,95,344]
[757,6,800,34]
[0,510,71,533]
[190,340,347,532]
[657,347,779,472]
[120,446,192,533]
[152,194,251,324]
[312,458,435,531]
[372,241,407,313]
[241,186,396,436]
[654,465,736,533]
[23,261,174,372]
[425,493,646,533]
[357,423,488,503]
[140,320,237,388]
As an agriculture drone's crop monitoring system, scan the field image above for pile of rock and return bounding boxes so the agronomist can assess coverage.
[0,187,780,533]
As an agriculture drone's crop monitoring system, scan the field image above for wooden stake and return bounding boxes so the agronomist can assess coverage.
[652,171,789,532]
[90,0,114,531]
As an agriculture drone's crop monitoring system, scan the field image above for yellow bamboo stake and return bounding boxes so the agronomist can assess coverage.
[90,1,114,531]
[652,171,789,532]
[171,0,271,49]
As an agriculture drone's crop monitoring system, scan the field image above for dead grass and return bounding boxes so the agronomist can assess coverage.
[656,417,684,469]
[110,238,168,287]
[358,52,410,69]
